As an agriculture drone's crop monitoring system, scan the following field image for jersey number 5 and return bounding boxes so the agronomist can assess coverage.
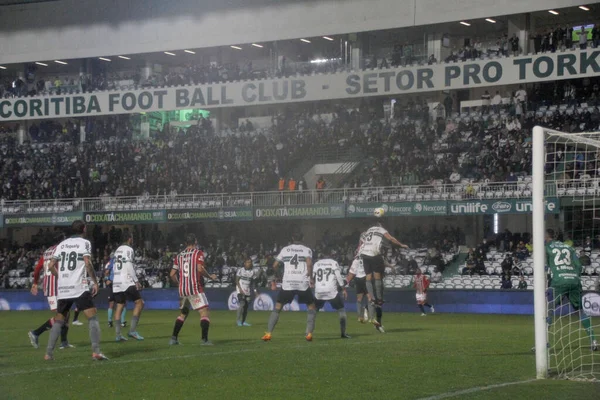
[115,255,123,271]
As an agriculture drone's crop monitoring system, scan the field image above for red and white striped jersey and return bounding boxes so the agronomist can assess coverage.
[172,248,205,297]
[413,274,430,294]
[33,245,58,297]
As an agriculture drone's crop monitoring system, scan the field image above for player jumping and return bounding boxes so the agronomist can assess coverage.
[44,220,107,361]
[413,268,435,316]
[112,232,145,341]
[545,229,597,351]
[262,235,316,342]
[169,234,217,345]
[313,252,350,339]
[236,257,258,327]
[29,235,74,350]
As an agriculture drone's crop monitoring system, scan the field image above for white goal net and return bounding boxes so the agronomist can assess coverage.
[534,126,600,381]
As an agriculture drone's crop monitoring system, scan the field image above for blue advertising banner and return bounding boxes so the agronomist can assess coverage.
[0,288,542,315]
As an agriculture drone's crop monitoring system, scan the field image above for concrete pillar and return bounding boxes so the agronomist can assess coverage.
[426,33,451,64]
[507,14,530,55]
[80,124,86,143]
[141,61,153,81]
[17,123,26,145]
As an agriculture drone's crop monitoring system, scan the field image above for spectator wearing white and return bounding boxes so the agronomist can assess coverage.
[506,117,521,132]
[431,268,442,283]
[481,90,491,114]
[579,27,588,50]
[515,85,527,106]
[449,171,461,183]
[491,91,502,114]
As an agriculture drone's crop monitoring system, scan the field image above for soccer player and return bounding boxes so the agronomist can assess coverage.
[169,234,217,345]
[28,235,74,350]
[358,222,408,326]
[545,229,597,350]
[346,256,368,323]
[313,253,350,339]
[112,232,144,341]
[262,235,316,342]
[236,257,258,327]
[104,254,127,328]
[413,268,435,316]
[44,220,107,361]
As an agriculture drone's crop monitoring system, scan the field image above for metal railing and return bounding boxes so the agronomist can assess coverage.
[0,180,560,215]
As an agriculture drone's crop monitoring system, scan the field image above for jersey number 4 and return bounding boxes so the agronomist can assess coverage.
[552,248,572,267]
[290,254,299,269]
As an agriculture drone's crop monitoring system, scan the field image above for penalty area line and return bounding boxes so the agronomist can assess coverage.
[416,379,538,400]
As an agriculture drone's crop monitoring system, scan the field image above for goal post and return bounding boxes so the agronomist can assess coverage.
[532,125,600,381]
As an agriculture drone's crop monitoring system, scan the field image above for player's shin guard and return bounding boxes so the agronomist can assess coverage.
[338,309,347,336]
[107,308,113,323]
[172,316,186,339]
[88,316,101,354]
[33,318,54,336]
[200,317,210,341]
[267,309,281,333]
[374,279,384,302]
[306,309,317,335]
[60,321,69,343]
[45,319,63,357]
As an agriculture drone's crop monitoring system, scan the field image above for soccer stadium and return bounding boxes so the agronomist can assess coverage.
[2,0,600,398]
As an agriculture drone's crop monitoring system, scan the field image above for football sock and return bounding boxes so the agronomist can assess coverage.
[306,309,317,335]
[366,280,375,302]
[338,309,347,335]
[172,316,185,339]
[33,318,53,336]
[267,309,281,333]
[419,304,426,313]
[424,303,433,309]
[88,316,101,354]
[374,279,384,301]
[582,315,596,341]
[60,322,69,343]
[367,301,376,321]
[130,316,140,333]
[121,308,127,323]
[115,318,122,336]
[236,300,245,322]
[73,310,80,322]
[201,317,210,341]
[107,308,113,323]
[356,301,364,319]
[376,307,383,325]
[45,319,63,357]
[242,302,249,323]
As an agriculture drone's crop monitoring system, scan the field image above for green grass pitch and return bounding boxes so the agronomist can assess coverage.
[1,310,599,399]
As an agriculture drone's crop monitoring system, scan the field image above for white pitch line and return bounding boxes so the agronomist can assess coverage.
[416,379,538,400]
[0,339,392,378]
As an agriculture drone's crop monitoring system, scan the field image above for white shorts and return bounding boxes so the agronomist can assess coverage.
[181,293,209,310]
[47,296,57,311]
[416,293,427,303]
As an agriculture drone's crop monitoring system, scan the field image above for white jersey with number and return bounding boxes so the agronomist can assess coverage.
[112,245,138,293]
[313,259,344,300]
[349,258,366,278]
[52,237,92,300]
[236,267,256,295]
[358,226,388,257]
[276,244,312,291]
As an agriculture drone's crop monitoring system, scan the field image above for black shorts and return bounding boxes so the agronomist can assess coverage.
[354,277,368,295]
[237,293,251,304]
[107,285,115,302]
[362,255,385,275]
[113,286,142,304]
[315,293,345,310]
[277,288,315,305]
[57,291,95,316]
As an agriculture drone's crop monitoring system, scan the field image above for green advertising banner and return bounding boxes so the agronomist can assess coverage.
[166,207,253,222]
[447,198,560,215]
[346,201,447,217]
[253,204,345,220]
[4,212,83,227]
[84,210,166,224]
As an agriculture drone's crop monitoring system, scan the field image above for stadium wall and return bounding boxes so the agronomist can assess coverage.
[0,0,588,64]
[0,288,540,315]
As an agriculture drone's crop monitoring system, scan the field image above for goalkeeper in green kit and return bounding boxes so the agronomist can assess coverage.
[545,229,597,351]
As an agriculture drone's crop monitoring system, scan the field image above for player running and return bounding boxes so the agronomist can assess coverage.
[169,234,217,346]
[545,229,597,350]
[313,252,350,339]
[104,254,127,328]
[112,232,145,341]
[236,257,258,327]
[262,235,316,342]
[44,220,107,361]
[28,235,74,350]
[413,268,435,316]
[358,222,408,327]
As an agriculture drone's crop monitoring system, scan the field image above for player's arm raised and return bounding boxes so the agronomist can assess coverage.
[84,255,99,296]
[30,255,44,295]
[384,232,409,249]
